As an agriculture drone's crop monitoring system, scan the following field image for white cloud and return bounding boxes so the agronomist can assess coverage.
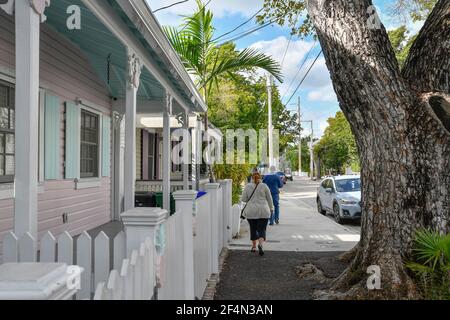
[300,108,339,138]
[248,37,335,102]
[147,0,263,26]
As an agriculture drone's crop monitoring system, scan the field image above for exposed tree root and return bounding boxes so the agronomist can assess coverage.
[337,245,359,263]
[295,263,333,285]
[315,252,423,300]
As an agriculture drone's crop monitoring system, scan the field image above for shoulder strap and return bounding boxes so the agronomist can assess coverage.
[242,183,259,213]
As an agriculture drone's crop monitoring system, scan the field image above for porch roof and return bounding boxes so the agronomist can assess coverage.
[44,0,206,115]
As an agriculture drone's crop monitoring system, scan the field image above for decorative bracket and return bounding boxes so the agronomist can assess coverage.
[1,1,50,22]
[113,111,124,130]
[127,48,142,89]
[165,91,173,115]
[0,0,14,15]
[174,112,185,126]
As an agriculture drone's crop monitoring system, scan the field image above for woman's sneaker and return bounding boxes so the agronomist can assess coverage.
[258,244,264,256]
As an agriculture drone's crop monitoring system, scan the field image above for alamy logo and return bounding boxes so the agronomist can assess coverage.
[66,265,82,290]
[366,265,381,290]
[66,5,81,30]
[367,5,382,30]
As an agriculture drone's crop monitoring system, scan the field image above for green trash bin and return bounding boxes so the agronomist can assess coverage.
[155,192,176,215]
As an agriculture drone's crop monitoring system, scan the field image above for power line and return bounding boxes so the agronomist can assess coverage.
[280,34,292,68]
[178,0,213,33]
[212,8,264,43]
[218,19,276,46]
[285,50,323,106]
[281,40,318,101]
[153,0,190,13]
[280,12,300,68]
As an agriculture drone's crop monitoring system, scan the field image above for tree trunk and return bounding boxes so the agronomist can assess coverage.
[307,0,450,299]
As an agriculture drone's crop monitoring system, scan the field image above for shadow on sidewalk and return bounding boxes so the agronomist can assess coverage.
[214,250,348,300]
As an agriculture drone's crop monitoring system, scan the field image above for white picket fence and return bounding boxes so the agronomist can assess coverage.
[0,180,234,300]
[217,188,224,252]
[2,230,126,300]
[93,237,156,300]
[231,204,242,238]
[157,212,185,300]
[193,193,212,299]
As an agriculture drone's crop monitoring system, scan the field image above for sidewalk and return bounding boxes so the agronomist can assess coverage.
[214,180,359,300]
[229,186,360,252]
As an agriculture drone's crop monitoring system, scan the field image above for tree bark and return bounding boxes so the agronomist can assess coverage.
[307,0,450,299]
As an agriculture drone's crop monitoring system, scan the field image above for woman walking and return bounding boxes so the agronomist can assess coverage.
[241,172,274,256]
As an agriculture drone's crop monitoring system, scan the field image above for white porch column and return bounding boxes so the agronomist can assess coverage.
[173,190,197,300]
[182,111,190,190]
[205,183,220,274]
[13,0,49,239]
[194,118,202,190]
[112,112,125,220]
[124,49,142,211]
[162,92,172,211]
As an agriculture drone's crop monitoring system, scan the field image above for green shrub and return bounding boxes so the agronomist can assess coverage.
[214,163,251,204]
[406,229,450,300]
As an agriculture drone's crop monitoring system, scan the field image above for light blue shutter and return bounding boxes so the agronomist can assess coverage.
[102,116,111,177]
[44,93,61,180]
[65,102,80,179]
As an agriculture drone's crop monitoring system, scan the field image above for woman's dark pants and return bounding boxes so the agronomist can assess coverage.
[248,218,269,241]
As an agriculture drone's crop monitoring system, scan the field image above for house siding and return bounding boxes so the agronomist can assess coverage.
[136,129,142,181]
[0,12,112,261]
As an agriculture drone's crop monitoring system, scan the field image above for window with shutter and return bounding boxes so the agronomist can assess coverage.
[0,81,14,183]
[80,109,99,178]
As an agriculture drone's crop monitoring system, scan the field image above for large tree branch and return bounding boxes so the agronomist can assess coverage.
[402,0,450,94]
[306,0,413,137]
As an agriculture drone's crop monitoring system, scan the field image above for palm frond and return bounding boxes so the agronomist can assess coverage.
[204,47,283,89]
[164,0,283,100]
[164,25,205,79]
[412,229,450,270]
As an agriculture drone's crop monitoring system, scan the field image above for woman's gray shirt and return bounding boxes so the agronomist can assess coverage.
[241,182,274,219]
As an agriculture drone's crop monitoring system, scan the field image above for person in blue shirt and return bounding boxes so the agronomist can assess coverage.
[263,166,283,225]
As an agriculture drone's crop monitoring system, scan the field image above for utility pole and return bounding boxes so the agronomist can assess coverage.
[267,74,274,168]
[310,121,314,180]
[297,97,302,177]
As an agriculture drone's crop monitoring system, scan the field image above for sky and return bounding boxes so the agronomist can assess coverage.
[147,0,424,138]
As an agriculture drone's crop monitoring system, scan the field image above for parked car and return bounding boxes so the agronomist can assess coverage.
[276,171,287,184]
[284,168,293,181]
[316,175,361,224]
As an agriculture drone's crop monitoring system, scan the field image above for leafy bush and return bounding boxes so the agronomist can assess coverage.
[214,163,251,205]
[406,229,450,300]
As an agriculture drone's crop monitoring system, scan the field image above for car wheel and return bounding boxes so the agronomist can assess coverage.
[317,199,326,215]
[333,203,344,224]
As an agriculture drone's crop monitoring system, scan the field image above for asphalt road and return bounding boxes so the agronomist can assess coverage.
[281,178,362,234]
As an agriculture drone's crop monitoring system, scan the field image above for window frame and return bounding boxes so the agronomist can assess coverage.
[0,80,15,184]
[79,105,102,180]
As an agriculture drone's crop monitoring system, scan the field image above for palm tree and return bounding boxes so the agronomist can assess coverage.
[164,0,283,182]
[164,0,283,101]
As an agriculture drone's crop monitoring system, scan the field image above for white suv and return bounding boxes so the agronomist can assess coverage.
[316,175,362,224]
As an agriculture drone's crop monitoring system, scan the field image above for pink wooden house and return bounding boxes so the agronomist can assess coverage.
[0,0,212,263]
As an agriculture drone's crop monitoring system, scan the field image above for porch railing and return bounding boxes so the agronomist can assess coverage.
[0,180,233,300]
[135,179,209,192]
